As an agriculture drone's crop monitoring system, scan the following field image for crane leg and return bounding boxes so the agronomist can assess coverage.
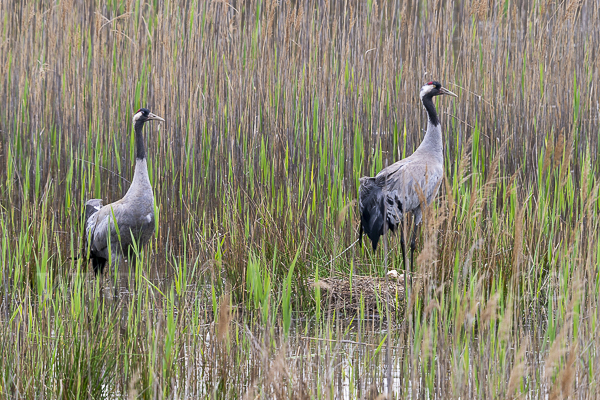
[400,224,408,272]
[409,223,419,272]
[400,221,409,306]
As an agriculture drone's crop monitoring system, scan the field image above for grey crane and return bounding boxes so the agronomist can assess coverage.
[83,108,165,275]
[359,81,457,267]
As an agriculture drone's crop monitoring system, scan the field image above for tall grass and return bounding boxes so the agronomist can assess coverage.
[0,0,599,397]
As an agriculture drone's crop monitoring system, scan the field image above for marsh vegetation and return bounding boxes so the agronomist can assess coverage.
[0,0,598,398]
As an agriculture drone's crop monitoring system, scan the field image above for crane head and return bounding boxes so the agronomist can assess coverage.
[133,108,165,124]
[420,81,458,99]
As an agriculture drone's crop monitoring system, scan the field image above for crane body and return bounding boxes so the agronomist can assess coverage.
[359,81,457,266]
[83,108,164,275]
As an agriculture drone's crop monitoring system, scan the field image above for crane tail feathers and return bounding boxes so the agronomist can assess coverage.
[358,222,363,248]
[359,177,403,251]
[91,256,107,276]
[85,199,103,223]
[82,199,106,274]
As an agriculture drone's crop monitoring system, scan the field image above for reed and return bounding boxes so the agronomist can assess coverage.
[0,0,598,397]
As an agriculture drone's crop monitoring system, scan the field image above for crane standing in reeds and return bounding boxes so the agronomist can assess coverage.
[359,81,457,269]
[83,108,165,276]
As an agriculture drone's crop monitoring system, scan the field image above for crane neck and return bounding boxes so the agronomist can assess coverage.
[126,121,152,199]
[134,120,147,160]
[421,95,440,127]
[415,95,443,161]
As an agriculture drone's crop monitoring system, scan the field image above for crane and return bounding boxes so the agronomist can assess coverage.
[359,81,457,269]
[83,108,165,275]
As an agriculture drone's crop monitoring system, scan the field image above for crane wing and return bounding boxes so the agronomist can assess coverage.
[375,157,413,180]
[383,161,443,222]
[89,203,132,261]
[359,158,444,251]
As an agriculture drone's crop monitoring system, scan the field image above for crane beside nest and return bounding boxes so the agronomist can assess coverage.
[359,81,457,267]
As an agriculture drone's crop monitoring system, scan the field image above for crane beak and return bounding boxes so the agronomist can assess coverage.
[440,87,458,98]
[148,112,165,122]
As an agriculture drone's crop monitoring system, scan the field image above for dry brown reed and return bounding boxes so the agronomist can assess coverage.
[1,0,599,397]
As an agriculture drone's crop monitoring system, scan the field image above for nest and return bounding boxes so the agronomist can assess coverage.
[314,270,407,316]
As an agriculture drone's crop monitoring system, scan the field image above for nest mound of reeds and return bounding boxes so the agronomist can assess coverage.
[313,270,407,316]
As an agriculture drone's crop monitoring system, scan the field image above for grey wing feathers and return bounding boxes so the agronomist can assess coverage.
[87,205,123,260]
[382,161,443,220]
[359,158,443,250]
[83,199,114,275]
[375,157,413,180]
